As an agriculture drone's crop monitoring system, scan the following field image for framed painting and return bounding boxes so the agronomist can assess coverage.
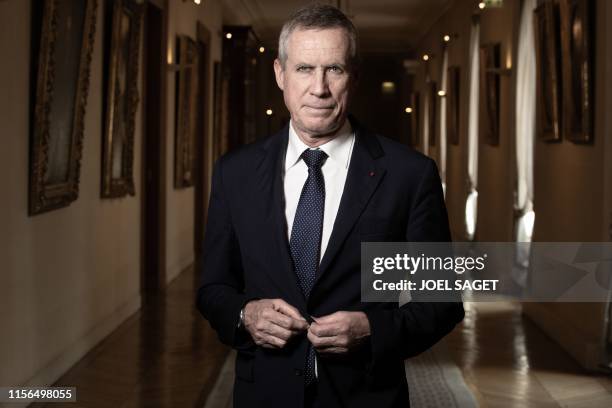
[174,35,200,188]
[409,92,420,147]
[447,66,460,145]
[559,0,594,143]
[101,0,143,198]
[29,0,98,215]
[428,81,437,147]
[534,1,562,142]
[480,43,501,146]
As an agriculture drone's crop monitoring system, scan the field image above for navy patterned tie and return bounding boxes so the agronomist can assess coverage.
[289,149,327,385]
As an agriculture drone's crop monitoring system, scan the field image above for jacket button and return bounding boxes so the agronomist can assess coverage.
[294,369,303,376]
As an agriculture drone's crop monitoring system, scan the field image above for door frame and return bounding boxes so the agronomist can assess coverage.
[140,0,168,293]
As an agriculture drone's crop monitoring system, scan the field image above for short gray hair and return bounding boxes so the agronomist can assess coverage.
[278,4,359,71]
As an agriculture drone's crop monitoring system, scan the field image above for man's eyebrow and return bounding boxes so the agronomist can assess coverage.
[293,62,346,68]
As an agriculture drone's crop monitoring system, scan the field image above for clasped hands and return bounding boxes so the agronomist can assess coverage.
[243,299,370,354]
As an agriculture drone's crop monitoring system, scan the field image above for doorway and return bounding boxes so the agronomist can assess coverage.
[141,0,167,294]
[194,23,211,264]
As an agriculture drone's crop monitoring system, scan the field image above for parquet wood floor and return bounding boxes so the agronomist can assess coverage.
[31,269,612,407]
[33,265,228,408]
[443,302,612,407]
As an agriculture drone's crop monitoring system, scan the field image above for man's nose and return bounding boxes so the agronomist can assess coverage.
[309,69,330,97]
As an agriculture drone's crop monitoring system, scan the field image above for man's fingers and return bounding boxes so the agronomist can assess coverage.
[263,321,294,341]
[267,309,308,332]
[256,332,286,348]
[273,299,308,323]
[312,311,343,324]
[309,322,342,337]
[308,330,340,348]
[271,299,308,331]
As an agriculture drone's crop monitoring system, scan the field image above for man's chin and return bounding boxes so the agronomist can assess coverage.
[299,118,345,138]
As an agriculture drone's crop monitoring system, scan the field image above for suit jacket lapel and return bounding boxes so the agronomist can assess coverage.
[315,122,386,287]
[254,126,308,312]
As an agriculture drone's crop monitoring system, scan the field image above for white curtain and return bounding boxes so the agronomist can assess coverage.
[515,0,537,244]
[439,48,449,195]
[465,21,480,240]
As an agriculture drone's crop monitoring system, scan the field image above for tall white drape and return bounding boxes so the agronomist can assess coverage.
[515,0,537,243]
[465,21,480,240]
[439,48,449,195]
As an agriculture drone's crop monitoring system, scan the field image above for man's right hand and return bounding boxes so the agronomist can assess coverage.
[243,299,309,349]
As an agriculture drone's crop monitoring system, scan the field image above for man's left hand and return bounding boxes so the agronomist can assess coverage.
[307,311,371,354]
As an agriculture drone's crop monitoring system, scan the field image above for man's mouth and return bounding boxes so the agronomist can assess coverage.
[304,105,335,110]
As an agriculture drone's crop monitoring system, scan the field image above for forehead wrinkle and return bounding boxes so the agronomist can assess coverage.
[287,47,347,66]
[286,28,349,63]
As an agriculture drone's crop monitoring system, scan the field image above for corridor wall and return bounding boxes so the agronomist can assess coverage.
[414,0,518,242]
[0,0,223,393]
[414,0,612,369]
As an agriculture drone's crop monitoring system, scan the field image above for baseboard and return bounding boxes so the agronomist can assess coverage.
[522,303,604,371]
[15,295,142,408]
[166,257,194,285]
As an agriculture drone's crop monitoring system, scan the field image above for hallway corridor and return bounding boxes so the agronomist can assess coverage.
[3,0,612,406]
[33,267,612,408]
[34,267,228,408]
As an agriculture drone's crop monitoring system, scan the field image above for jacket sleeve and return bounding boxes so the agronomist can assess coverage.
[195,157,254,350]
[365,158,464,365]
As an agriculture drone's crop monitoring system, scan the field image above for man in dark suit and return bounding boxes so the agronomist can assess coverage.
[196,4,464,407]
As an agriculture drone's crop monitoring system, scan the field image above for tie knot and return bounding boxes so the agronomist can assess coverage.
[301,149,327,169]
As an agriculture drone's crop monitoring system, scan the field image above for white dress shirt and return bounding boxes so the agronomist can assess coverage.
[283,120,354,378]
[283,120,355,261]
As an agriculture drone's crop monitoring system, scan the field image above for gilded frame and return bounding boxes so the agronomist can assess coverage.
[174,35,199,189]
[29,0,98,215]
[559,0,594,143]
[480,43,501,146]
[101,0,143,198]
[534,1,562,142]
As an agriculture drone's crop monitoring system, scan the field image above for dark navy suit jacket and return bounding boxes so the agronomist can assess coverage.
[196,118,464,407]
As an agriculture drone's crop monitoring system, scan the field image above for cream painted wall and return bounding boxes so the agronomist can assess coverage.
[412,1,475,241]
[0,0,142,389]
[414,0,518,242]
[414,0,612,369]
[164,0,223,284]
[0,0,224,392]
[523,0,610,371]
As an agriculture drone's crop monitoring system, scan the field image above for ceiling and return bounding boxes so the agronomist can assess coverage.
[221,0,456,53]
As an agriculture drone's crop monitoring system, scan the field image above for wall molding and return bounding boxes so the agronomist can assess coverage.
[523,302,604,371]
[15,295,142,407]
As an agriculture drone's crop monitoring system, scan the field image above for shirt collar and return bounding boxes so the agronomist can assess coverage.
[285,119,354,171]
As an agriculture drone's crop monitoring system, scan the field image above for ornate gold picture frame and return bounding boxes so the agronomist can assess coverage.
[534,1,562,142]
[174,35,200,189]
[29,0,98,215]
[480,43,501,146]
[559,0,594,143]
[101,0,143,198]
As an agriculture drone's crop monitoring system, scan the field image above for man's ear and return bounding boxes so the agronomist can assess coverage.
[273,59,285,91]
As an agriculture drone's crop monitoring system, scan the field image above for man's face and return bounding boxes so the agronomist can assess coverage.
[274,28,354,139]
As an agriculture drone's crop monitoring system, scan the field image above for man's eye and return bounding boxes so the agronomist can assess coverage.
[328,66,344,74]
[296,66,312,72]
